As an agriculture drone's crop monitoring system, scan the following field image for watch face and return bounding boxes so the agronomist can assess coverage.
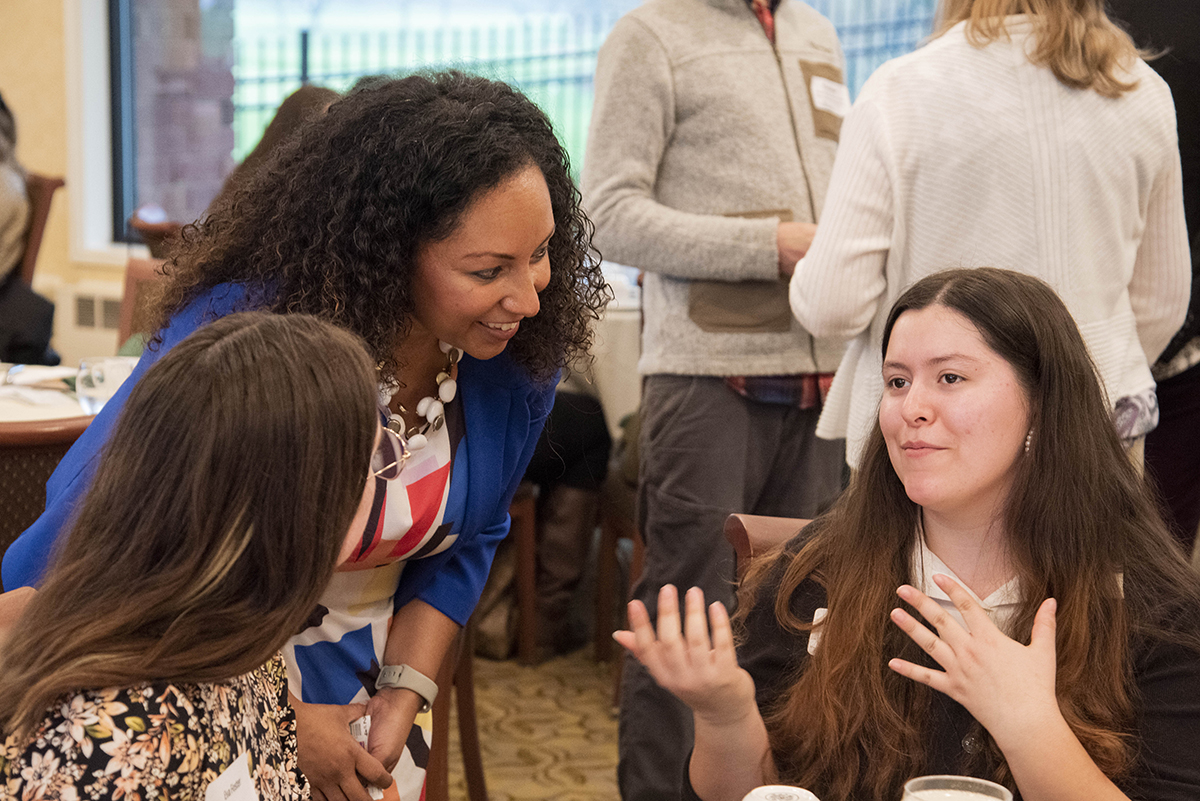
[375,665,404,689]
[373,665,435,712]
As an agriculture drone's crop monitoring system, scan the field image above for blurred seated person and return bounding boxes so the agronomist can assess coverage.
[212,84,339,208]
[0,90,56,366]
[0,91,28,284]
[0,311,395,799]
[620,269,1200,801]
[121,84,341,353]
[131,85,339,259]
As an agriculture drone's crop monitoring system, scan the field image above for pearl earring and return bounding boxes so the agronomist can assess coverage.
[1024,429,1033,454]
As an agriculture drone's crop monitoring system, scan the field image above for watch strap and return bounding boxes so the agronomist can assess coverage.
[375,664,438,713]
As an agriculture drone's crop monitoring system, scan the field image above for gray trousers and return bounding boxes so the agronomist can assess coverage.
[617,375,845,801]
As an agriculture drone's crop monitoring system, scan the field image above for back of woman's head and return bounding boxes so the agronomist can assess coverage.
[0,312,377,737]
[936,0,1142,97]
[155,71,605,382]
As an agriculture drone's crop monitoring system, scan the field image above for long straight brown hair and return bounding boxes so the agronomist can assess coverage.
[740,269,1200,799]
[934,0,1142,97]
[0,312,378,738]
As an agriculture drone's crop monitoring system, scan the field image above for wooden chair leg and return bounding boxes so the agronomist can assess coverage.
[510,484,539,665]
[610,526,645,708]
[593,506,621,662]
[426,631,459,801]
[455,623,488,801]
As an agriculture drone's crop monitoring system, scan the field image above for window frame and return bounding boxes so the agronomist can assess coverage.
[64,0,136,267]
[108,0,136,245]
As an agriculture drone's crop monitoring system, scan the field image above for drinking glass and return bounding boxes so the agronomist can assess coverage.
[76,357,137,414]
[902,775,1013,801]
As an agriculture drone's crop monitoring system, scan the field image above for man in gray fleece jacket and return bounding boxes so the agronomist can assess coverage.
[581,0,847,797]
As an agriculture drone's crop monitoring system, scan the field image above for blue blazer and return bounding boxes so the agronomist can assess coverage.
[1,285,555,625]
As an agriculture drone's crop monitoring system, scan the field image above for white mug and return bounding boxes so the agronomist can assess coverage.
[742,786,820,801]
[902,775,1013,801]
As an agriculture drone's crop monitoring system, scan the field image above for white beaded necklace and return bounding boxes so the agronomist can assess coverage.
[385,341,461,451]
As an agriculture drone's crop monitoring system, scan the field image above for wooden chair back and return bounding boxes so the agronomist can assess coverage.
[18,173,65,285]
[0,416,92,584]
[128,209,183,259]
[118,257,166,347]
[723,514,811,579]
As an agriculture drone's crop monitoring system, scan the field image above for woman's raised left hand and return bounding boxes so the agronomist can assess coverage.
[615,584,758,728]
[887,573,1061,747]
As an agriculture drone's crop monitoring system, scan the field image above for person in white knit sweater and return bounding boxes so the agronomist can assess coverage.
[789,0,1191,470]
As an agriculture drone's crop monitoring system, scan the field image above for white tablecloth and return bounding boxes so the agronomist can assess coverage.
[590,306,641,439]
[0,386,88,422]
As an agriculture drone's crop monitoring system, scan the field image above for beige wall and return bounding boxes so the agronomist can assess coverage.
[3,0,127,362]
[2,0,122,287]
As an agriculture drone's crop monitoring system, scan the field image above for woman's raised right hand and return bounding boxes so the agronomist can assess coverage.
[293,699,394,801]
[614,584,757,727]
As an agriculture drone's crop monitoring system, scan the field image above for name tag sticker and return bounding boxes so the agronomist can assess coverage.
[206,752,259,801]
[809,76,850,118]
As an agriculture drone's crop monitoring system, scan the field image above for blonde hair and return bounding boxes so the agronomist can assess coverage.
[935,0,1143,97]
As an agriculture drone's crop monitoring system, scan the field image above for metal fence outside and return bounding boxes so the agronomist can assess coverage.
[231,2,937,172]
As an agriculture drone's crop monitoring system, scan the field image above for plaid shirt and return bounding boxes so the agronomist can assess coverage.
[725,373,833,410]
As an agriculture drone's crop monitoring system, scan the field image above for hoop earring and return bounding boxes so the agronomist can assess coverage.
[1024,429,1033,454]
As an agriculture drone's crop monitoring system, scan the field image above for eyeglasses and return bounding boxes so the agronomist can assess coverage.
[371,425,408,481]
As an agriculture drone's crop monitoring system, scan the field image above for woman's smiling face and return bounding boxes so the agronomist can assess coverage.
[409,163,555,361]
[879,303,1031,522]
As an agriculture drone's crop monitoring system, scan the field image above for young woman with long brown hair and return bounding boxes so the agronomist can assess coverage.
[620,269,1200,801]
[0,312,402,799]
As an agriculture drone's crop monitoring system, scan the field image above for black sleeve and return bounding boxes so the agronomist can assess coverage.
[1121,610,1200,800]
[736,534,828,714]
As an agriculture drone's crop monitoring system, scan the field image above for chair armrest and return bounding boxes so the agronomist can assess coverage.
[723,514,811,578]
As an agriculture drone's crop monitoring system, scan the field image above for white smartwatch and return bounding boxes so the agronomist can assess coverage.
[375,664,438,713]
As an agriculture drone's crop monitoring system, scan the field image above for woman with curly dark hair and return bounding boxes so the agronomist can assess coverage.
[4,71,608,801]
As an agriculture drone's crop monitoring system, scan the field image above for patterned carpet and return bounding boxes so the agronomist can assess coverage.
[446,649,621,801]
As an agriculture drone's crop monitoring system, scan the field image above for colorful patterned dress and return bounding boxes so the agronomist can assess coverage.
[282,401,467,800]
[0,654,306,801]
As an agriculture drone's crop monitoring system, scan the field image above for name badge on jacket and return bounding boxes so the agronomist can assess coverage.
[798,61,848,141]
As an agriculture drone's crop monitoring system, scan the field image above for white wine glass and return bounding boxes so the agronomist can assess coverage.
[76,357,137,415]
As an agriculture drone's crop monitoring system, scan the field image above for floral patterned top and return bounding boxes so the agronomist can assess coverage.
[0,654,308,801]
